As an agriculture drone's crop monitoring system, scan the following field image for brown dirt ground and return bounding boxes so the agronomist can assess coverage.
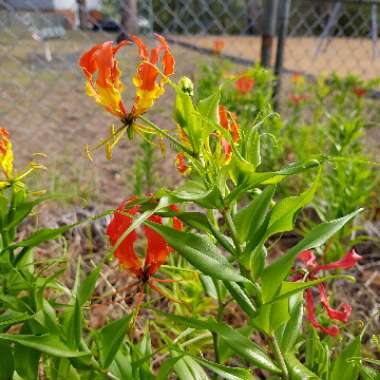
[174,35,380,79]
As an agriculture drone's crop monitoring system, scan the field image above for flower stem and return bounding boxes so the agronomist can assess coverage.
[139,115,194,156]
[223,209,242,257]
[269,335,289,380]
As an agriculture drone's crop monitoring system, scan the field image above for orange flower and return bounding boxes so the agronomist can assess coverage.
[235,76,255,95]
[107,198,182,278]
[215,106,240,165]
[353,87,366,98]
[291,72,304,85]
[131,34,175,117]
[213,39,224,55]
[0,128,13,179]
[288,93,307,106]
[79,34,175,120]
[79,40,130,118]
[175,152,189,174]
[219,105,240,143]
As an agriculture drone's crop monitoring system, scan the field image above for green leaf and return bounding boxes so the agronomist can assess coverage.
[261,209,362,302]
[278,295,303,353]
[66,298,82,349]
[0,341,14,380]
[234,186,275,244]
[251,299,289,334]
[167,181,223,209]
[0,334,87,358]
[246,129,261,168]
[182,356,210,380]
[145,222,248,283]
[265,169,320,238]
[224,281,257,317]
[10,225,72,249]
[14,344,40,380]
[285,352,321,379]
[76,266,101,306]
[193,355,258,380]
[359,365,380,380]
[197,92,220,126]
[330,337,361,380]
[160,312,280,374]
[157,356,183,380]
[173,356,198,380]
[226,160,319,205]
[97,314,132,369]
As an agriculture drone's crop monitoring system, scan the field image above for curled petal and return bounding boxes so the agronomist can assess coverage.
[218,106,240,143]
[318,284,352,323]
[235,76,255,95]
[131,35,149,59]
[0,128,13,179]
[298,250,317,269]
[170,205,183,231]
[288,93,307,106]
[220,137,232,165]
[176,152,189,174]
[154,33,175,76]
[131,34,175,117]
[315,249,362,272]
[219,105,229,130]
[144,214,172,276]
[305,289,340,337]
[79,40,129,118]
[213,39,224,54]
[353,87,366,98]
[107,203,142,276]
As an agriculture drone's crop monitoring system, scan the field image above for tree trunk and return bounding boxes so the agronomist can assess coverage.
[120,0,138,34]
[77,0,87,30]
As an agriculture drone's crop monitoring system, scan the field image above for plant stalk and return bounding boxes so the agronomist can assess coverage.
[269,335,289,380]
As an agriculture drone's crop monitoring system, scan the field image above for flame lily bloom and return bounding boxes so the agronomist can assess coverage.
[0,128,13,180]
[175,152,189,174]
[353,87,366,98]
[215,105,240,165]
[288,93,307,106]
[79,34,174,122]
[79,40,130,118]
[235,76,255,95]
[131,34,174,117]
[107,199,182,279]
[291,72,305,85]
[213,39,224,55]
[295,249,362,336]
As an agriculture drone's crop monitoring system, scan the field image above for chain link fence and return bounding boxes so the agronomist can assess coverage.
[0,0,379,153]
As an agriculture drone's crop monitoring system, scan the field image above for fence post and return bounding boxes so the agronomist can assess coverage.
[260,0,279,68]
[273,0,291,111]
[76,0,87,30]
[120,0,138,34]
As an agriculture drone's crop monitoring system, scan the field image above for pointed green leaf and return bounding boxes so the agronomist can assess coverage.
[145,222,248,283]
[330,337,361,380]
[97,314,132,368]
[0,334,87,358]
[159,312,280,374]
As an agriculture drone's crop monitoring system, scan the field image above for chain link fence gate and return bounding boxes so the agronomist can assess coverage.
[0,0,379,151]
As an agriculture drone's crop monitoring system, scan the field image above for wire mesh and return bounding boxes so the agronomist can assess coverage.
[0,0,379,136]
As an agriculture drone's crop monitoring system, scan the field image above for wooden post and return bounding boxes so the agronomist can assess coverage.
[260,0,279,68]
[273,0,291,111]
[77,0,87,30]
[120,0,138,34]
